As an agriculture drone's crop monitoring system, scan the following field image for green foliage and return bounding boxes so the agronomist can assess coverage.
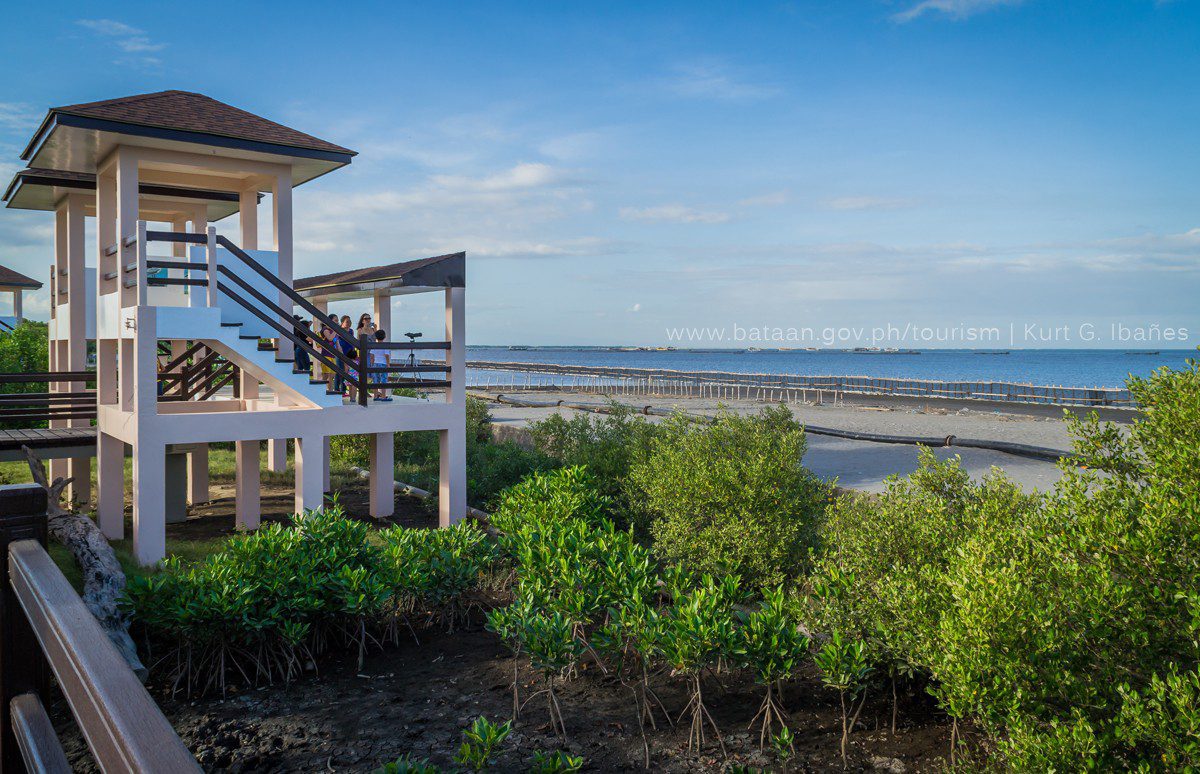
[809,448,1036,679]
[491,466,609,533]
[528,750,584,773]
[808,356,1200,769]
[466,440,554,509]
[733,587,810,746]
[454,716,512,771]
[627,405,829,587]
[0,321,51,428]
[373,754,441,774]
[527,402,659,518]
[125,506,494,694]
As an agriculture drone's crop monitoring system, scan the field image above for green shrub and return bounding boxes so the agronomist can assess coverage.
[454,716,512,771]
[125,506,497,694]
[528,749,584,773]
[467,440,554,508]
[809,356,1200,768]
[809,449,1036,679]
[527,402,659,518]
[627,405,829,587]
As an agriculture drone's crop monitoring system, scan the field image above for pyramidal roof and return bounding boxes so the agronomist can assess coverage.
[25,90,355,160]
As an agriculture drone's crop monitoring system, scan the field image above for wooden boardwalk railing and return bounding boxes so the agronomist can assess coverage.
[0,484,199,773]
[463,360,1136,408]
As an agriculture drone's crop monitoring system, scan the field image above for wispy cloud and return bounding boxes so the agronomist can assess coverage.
[737,190,790,208]
[892,0,1023,23]
[0,103,40,133]
[658,61,778,102]
[76,19,166,65]
[619,204,730,224]
[825,195,917,211]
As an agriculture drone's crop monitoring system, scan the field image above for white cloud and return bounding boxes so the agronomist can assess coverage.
[629,303,642,313]
[76,19,166,65]
[825,196,917,211]
[737,190,790,208]
[0,103,40,133]
[892,0,1023,23]
[658,62,778,102]
[619,204,730,224]
[430,162,565,194]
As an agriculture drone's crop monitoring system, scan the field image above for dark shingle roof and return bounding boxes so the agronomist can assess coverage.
[296,253,466,295]
[45,90,355,157]
[0,264,42,289]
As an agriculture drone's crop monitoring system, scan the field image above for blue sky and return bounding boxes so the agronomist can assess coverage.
[0,0,1197,347]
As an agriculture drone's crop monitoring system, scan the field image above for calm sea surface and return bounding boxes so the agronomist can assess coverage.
[465,348,1197,389]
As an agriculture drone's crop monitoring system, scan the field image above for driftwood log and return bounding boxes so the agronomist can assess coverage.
[21,446,147,679]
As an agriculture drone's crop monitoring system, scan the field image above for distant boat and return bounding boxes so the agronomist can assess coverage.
[1125,351,1160,355]
[975,351,1011,355]
[508,345,530,351]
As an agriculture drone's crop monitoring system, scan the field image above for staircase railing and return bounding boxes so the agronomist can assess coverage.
[139,224,455,403]
[158,344,239,402]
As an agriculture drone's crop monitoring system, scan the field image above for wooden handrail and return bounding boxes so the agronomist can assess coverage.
[10,693,70,773]
[0,372,94,385]
[8,540,199,771]
[144,230,205,245]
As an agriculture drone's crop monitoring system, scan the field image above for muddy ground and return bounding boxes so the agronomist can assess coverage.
[52,485,959,772]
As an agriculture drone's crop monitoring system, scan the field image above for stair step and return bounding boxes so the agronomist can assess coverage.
[220,322,243,327]
[310,378,328,384]
[238,334,260,340]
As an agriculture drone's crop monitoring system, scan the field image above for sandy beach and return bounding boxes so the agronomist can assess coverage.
[474,389,1130,493]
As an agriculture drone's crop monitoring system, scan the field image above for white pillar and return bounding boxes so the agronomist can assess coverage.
[131,307,165,565]
[187,446,210,505]
[271,173,294,466]
[322,436,331,492]
[96,431,124,540]
[11,290,21,320]
[295,435,325,513]
[369,432,394,519]
[439,287,467,527]
[66,195,90,505]
[239,187,258,250]
[235,440,261,530]
[131,441,165,565]
[373,291,392,337]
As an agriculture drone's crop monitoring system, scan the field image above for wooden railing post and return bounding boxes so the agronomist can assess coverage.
[0,484,49,774]
[358,333,371,407]
[135,221,148,307]
[205,226,218,308]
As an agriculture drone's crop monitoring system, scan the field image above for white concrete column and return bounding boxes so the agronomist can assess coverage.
[439,287,467,527]
[267,438,288,473]
[131,307,165,565]
[295,435,325,513]
[239,187,258,250]
[369,432,394,519]
[235,441,261,530]
[11,290,21,320]
[269,172,293,466]
[373,291,392,338]
[187,445,210,505]
[322,436,331,492]
[96,432,124,540]
[131,441,165,565]
[65,195,90,504]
